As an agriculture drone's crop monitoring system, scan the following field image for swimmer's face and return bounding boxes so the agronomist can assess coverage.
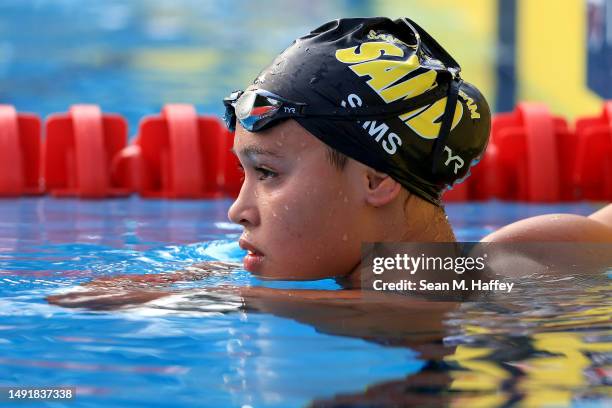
[228,119,369,280]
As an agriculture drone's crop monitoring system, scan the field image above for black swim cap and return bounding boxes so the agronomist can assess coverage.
[248,17,491,206]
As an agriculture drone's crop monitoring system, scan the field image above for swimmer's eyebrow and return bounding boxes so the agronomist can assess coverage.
[231,146,283,159]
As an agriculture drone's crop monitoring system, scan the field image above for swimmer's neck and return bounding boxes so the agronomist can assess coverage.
[337,216,456,289]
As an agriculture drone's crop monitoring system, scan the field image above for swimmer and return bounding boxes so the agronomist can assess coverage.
[47,17,612,309]
[43,20,611,406]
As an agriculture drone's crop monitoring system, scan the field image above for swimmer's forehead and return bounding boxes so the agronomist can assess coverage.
[232,121,321,161]
[231,145,283,161]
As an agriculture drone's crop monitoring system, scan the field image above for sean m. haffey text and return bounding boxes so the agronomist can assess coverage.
[370,253,516,294]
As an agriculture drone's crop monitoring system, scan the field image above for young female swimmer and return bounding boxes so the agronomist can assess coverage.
[47,17,612,310]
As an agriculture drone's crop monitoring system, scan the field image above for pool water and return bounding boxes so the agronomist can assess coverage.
[0,197,610,407]
[2,1,610,406]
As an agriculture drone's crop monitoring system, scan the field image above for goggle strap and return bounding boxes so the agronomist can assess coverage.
[431,78,462,174]
[400,17,461,75]
[224,76,460,131]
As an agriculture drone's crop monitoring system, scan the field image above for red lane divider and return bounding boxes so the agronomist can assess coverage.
[484,103,567,202]
[573,102,612,200]
[1,101,609,201]
[44,104,129,198]
[443,147,497,202]
[467,140,498,201]
[0,105,43,196]
[440,178,469,202]
[132,104,229,198]
[110,144,140,193]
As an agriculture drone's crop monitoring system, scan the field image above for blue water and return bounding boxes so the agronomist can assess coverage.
[0,198,411,407]
[0,198,609,407]
[1,1,611,406]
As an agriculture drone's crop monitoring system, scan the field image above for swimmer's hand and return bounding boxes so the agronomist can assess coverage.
[45,261,239,310]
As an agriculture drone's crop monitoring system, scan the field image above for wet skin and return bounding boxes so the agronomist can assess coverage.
[228,119,369,280]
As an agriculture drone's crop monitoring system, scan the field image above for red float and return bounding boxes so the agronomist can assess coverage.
[489,103,568,202]
[133,104,230,198]
[0,100,602,202]
[441,181,469,202]
[44,104,129,198]
[573,102,612,200]
[0,105,43,196]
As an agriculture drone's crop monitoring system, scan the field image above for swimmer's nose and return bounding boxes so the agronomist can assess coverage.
[228,185,260,227]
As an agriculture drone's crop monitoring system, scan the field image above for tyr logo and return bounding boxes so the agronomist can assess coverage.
[444,146,464,174]
[284,107,296,114]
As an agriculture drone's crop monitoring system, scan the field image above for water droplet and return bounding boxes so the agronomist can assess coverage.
[284,205,289,211]
[342,234,348,241]
[226,339,243,353]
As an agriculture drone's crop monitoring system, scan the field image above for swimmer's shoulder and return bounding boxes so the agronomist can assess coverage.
[474,204,612,278]
[481,204,612,243]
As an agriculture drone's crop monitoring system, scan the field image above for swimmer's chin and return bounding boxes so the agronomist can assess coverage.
[247,267,336,281]
[247,269,302,281]
[243,263,312,281]
[243,257,293,280]
[242,255,336,281]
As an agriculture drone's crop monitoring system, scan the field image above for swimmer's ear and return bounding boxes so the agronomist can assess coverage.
[364,169,402,207]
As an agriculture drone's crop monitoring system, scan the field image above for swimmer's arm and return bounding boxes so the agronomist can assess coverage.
[47,285,453,346]
[77,261,238,290]
[45,284,358,311]
[477,204,612,278]
[588,203,612,227]
[45,260,346,310]
[481,203,612,243]
[45,261,238,310]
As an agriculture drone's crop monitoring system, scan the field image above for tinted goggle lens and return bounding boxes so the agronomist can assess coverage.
[224,90,284,132]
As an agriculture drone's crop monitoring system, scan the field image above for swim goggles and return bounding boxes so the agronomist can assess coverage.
[223,84,453,133]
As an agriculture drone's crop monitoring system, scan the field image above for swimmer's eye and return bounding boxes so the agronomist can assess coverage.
[255,166,277,181]
[237,163,277,181]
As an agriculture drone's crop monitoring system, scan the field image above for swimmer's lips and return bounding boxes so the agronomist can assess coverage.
[239,239,265,272]
[239,238,263,255]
